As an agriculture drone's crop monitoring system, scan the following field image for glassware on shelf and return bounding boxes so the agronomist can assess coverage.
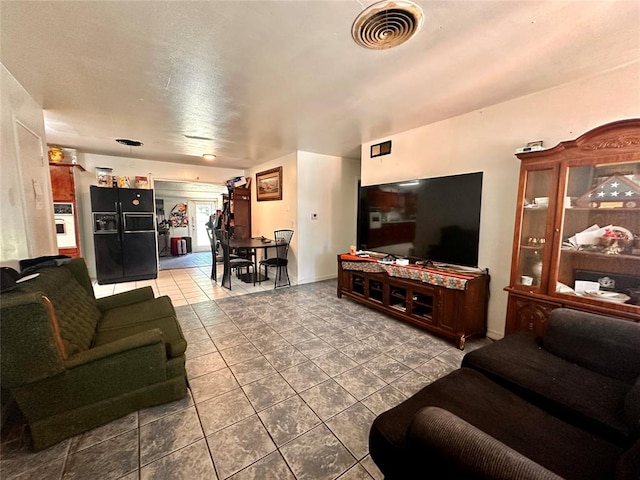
[515,168,553,289]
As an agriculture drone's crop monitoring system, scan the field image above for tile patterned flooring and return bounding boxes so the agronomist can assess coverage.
[1,265,491,480]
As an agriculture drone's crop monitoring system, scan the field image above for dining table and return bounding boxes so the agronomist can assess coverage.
[224,236,277,285]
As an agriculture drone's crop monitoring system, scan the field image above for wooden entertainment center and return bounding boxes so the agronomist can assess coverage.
[337,254,490,349]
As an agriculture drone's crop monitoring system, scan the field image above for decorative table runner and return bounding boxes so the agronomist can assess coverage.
[340,254,481,290]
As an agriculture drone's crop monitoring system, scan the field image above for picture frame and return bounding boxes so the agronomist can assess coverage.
[256,166,283,201]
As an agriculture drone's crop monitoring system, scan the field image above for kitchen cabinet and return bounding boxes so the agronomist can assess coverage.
[505,119,640,334]
[49,163,84,258]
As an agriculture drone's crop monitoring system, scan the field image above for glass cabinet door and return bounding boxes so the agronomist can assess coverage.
[554,161,640,305]
[515,167,556,290]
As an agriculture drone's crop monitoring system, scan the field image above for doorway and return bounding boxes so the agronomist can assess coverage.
[191,200,217,252]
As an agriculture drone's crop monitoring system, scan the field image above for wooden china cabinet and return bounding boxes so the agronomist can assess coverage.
[505,119,640,335]
[226,186,251,240]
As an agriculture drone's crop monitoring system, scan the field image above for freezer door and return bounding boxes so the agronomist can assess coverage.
[119,188,154,212]
[90,186,118,213]
[94,233,123,284]
[122,231,158,279]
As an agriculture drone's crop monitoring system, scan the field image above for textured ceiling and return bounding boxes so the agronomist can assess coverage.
[2,1,639,169]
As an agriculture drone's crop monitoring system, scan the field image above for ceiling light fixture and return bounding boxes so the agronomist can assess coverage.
[115,138,143,147]
[202,153,216,161]
[185,135,215,141]
[352,0,424,50]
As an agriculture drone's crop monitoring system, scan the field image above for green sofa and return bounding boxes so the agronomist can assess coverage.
[0,258,188,451]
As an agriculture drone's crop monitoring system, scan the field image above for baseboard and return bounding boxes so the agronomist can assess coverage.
[296,273,337,285]
[486,328,504,341]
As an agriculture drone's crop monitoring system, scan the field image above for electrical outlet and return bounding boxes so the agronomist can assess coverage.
[311,213,318,220]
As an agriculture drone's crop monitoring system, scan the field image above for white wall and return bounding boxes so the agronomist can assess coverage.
[1,65,55,268]
[75,153,244,277]
[247,152,299,282]
[247,151,361,285]
[297,152,360,284]
[361,63,640,340]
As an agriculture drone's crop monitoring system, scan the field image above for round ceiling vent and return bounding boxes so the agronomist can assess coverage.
[115,138,143,147]
[352,0,424,50]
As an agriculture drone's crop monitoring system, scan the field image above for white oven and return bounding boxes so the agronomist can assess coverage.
[54,202,77,249]
[369,211,382,229]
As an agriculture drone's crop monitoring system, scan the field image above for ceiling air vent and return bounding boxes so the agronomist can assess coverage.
[352,0,424,50]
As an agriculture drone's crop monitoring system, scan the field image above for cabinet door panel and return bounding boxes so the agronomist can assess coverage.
[506,294,561,336]
[408,285,437,326]
[49,165,75,201]
[511,165,559,293]
[554,161,640,299]
[435,289,458,334]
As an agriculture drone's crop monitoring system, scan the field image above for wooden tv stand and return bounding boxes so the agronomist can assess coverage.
[337,254,490,349]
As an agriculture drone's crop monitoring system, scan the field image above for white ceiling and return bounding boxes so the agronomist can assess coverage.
[2,1,639,170]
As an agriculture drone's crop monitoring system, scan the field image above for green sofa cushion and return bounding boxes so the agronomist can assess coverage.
[93,316,187,358]
[98,296,176,330]
[13,266,101,356]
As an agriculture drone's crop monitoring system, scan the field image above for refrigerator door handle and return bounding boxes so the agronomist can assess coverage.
[117,202,124,243]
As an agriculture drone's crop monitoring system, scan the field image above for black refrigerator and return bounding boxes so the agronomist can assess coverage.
[90,186,158,284]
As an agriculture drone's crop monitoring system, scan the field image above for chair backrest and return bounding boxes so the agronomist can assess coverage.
[217,229,229,258]
[216,229,232,289]
[274,229,294,259]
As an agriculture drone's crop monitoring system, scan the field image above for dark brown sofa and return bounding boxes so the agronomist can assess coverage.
[369,308,640,479]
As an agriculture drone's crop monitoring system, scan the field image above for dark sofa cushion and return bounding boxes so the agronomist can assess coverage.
[616,439,640,480]
[462,332,632,445]
[542,309,640,383]
[624,378,640,436]
[369,368,624,480]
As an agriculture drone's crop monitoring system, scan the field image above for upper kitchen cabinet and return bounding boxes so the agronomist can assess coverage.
[505,119,640,335]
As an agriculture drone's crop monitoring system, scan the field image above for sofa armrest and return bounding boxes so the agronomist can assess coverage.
[407,407,563,480]
[1,293,66,387]
[65,329,165,368]
[95,286,155,312]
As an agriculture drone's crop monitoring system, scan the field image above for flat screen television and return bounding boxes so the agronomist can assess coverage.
[357,172,483,267]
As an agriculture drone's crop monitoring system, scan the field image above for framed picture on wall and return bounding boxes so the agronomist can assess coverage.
[256,166,283,201]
